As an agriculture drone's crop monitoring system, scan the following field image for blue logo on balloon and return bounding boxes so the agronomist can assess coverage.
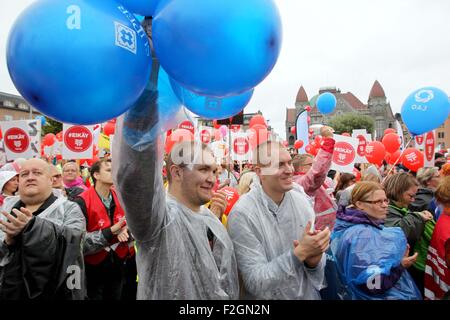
[401,87,450,136]
[316,92,337,114]
[6,0,152,125]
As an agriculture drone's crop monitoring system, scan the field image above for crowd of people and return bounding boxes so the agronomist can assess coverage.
[0,120,449,300]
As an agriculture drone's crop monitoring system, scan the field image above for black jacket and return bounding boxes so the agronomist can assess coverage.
[0,196,86,300]
[409,188,435,216]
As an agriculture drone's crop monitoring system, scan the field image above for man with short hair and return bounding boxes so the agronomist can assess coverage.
[227,141,329,299]
[0,158,86,299]
[112,103,239,299]
[73,159,133,300]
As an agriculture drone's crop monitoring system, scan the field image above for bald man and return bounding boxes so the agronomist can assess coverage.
[0,159,86,300]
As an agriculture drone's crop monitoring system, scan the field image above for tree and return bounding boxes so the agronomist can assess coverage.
[42,116,62,135]
[327,113,374,135]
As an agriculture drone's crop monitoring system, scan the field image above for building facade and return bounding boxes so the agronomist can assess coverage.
[0,91,41,121]
[285,81,398,146]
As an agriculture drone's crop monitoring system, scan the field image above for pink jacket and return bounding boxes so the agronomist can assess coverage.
[293,137,337,231]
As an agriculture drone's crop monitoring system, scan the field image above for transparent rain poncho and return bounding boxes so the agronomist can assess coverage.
[331,220,422,300]
[111,65,239,299]
[227,181,326,299]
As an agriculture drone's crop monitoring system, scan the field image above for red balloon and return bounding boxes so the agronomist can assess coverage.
[165,129,195,154]
[248,125,268,150]
[213,120,221,129]
[0,128,2,140]
[365,141,386,165]
[294,140,304,149]
[342,132,351,137]
[282,140,289,147]
[388,150,402,165]
[305,144,317,156]
[382,133,401,154]
[384,152,391,163]
[305,105,311,112]
[384,128,396,136]
[55,131,63,141]
[401,148,424,172]
[43,133,56,146]
[249,115,267,128]
[55,154,62,161]
[290,127,296,134]
[221,187,240,216]
[308,128,314,134]
[104,121,116,136]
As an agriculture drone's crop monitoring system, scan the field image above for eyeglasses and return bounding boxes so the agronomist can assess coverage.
[361,199,389,206]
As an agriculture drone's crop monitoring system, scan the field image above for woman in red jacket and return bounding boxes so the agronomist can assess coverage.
[424,176,450,300]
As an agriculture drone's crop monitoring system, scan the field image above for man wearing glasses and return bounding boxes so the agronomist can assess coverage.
[292,126,337,231]
[0,158,86,299]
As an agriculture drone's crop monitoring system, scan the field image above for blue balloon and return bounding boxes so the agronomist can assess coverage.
[153,0,282,97]
[170,79,253,120]
[35,115,46,126]
[156,68,183,131]
[7,0,152,125]
[401,87,450,136]
[316,92,337,114]
[119,0,168,16]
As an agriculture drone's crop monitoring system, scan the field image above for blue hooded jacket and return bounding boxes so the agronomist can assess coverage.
[330,206,422,300]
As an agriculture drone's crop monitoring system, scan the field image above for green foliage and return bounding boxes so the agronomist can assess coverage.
[327,113,374,135]
[42,116,62,135]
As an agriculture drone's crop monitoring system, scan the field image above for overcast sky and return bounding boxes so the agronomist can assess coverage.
[1,0,450,138]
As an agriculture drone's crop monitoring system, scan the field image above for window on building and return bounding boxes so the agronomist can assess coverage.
[17,103,28,110]
[3,100,14,108]
[438,132,445,139]
[375,119,384,138]
[4,115,13,121]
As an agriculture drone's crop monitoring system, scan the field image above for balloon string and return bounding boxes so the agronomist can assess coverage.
[382,136,414,183]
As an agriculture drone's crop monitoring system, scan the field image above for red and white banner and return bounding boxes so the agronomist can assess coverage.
[352,129,372,164]
[178,120,195,134]
[0,120,41,161]
[423,131,435,167]
[331,134,358,173]
[231,132,251,162]
[415,134,425,150]
[197,126,212,144]
[62,124,94,159]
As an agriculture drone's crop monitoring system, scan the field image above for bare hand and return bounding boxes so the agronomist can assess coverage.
[419,210,433,222]
[320,126,335,138]
[0,208,33,245]
[401,244,418,268]
[117,227,129,242]
[294,221,330,267]
[111,217,126,235]
[210,190,228,219]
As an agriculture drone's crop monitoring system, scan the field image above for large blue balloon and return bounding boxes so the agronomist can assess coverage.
[170,79,253,120]
[7,0,152,125]
[119,0,168,16]
[316,92,337,114]
[153,0,282,98]
[401,87,450,136]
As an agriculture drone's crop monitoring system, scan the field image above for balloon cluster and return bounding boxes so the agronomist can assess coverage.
[7,0,282,125]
